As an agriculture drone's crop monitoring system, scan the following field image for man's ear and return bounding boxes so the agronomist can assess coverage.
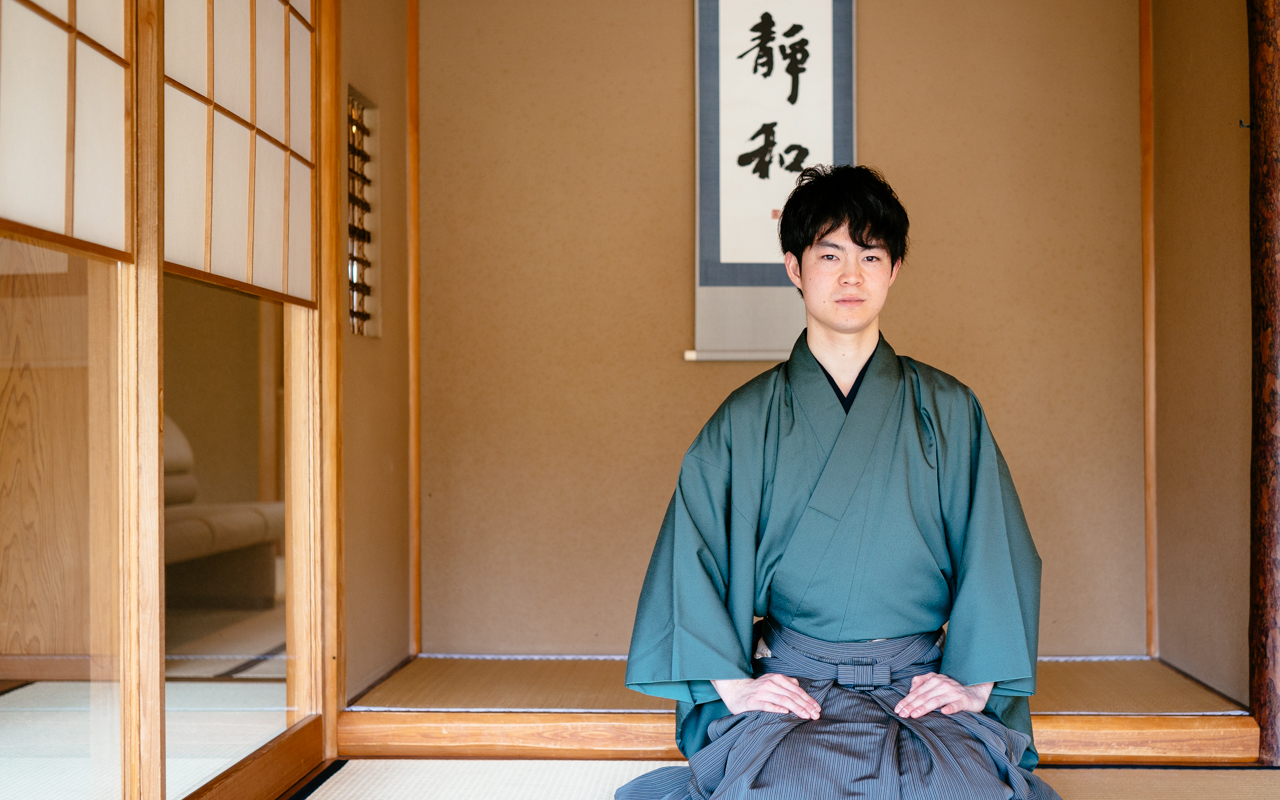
[784,251,804,294]
[888,259,902,286]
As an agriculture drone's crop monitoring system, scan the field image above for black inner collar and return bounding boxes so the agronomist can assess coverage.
[816,353,874,414]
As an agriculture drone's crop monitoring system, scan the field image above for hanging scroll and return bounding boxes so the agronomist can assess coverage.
[689,0,854,361]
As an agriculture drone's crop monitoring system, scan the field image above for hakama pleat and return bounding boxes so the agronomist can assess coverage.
[617,625,1061,800]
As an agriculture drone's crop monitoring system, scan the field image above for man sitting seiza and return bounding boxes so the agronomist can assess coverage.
[617,165,1061,800]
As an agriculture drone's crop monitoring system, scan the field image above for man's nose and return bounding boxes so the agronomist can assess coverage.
[839,265,863,285]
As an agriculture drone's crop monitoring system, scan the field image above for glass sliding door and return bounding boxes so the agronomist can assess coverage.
[0,0,133,793]
[1,0,326,793]
[160,0,322,797]
[0,239,125,799]
[162,275,293,799]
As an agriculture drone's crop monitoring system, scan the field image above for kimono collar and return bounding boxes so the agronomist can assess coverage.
[788,331,901,451]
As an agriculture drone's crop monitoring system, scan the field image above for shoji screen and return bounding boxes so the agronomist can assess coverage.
[0,0,131,257]
[164,0,315,304]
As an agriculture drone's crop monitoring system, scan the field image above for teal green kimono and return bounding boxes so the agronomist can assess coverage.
[624,333,1042,769]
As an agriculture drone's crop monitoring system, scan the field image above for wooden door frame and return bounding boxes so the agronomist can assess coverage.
[128,1,164,795]
[125,0,337,796]
[317,0,346,761]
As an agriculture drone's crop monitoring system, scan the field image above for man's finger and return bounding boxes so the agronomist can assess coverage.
[766,689,819,719]
[910,673,935,690]
[750,687,806,715]
[896,682,962,717]
[764,674,807,696]
[764,675,821,713]
[904,689,966,718]
[894,677,949,715]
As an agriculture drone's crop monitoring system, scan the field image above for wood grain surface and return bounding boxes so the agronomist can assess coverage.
[1139,0,1159,661]
[1034,715,1260,765]
[129,1,166,795]
[405,0,423,660]
[337,711,682,760]
[0,253,91,661]
[1248,0,1280,768]
[333,709,1259,764]
[186,715,322,800]
[318,0,345,760]
[285,303,324,726]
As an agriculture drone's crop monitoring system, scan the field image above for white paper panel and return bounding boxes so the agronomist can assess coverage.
[72,42,126,250]
[0,0,68,234]
[718,0,833,264]
[287,157,312,300]
[213,0,252,120]
[255,0,286,142]
[210,111,251,281]
[290,0,310,25]
[165,0,208,95]
[251,136,285,292]
[164,85,209,269]
[76,0,125,57]
[288,14,311,159]
[28,0,67,22]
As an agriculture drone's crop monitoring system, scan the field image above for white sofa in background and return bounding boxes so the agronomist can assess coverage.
[164,416,284,608]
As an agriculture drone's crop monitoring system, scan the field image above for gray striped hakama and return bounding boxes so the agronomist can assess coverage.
[616,622,1061,800]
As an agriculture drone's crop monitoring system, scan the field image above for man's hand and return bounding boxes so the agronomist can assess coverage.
[893,673,993,718]
[711,675,822,719]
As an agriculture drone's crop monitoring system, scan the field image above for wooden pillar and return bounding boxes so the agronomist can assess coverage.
[1248,0,1280,768]
[318,0,346,760]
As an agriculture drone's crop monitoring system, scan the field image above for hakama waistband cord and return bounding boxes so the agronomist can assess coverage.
[756,619,943,691]
[616,621,1061,800]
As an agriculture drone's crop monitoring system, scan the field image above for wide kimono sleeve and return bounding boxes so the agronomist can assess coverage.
[623,403,759,757]
[935,388,1043,769]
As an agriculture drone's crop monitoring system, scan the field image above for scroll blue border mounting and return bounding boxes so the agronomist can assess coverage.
[697,0,855,288]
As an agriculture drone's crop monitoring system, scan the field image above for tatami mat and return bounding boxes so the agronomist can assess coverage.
[0,680,287,800]
[299,760,1280,799]
[1030,660,1245,715]
[166,604,288,679]
[351,656,1238,716]
[303,760,680,799]
[350,658,675,712]
[1038,767,1280,799]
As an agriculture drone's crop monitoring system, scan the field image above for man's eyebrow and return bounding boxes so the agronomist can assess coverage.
[813,238,845,251]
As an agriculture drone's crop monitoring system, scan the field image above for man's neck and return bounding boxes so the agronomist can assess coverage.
[806,321,880,394]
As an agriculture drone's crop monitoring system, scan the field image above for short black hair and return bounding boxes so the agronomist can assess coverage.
[778,165,909,266]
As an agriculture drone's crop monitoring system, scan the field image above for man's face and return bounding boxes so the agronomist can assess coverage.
[784,223,899,338]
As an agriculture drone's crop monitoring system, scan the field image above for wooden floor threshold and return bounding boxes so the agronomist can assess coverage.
[1033,714,1260,764]
[336,710,1261,764]
[338,711,681,759]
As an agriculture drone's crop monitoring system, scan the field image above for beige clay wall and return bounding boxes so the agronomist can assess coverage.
[1153,0,1251,703]
[341,0,413,699]
[418,0,1147,657]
